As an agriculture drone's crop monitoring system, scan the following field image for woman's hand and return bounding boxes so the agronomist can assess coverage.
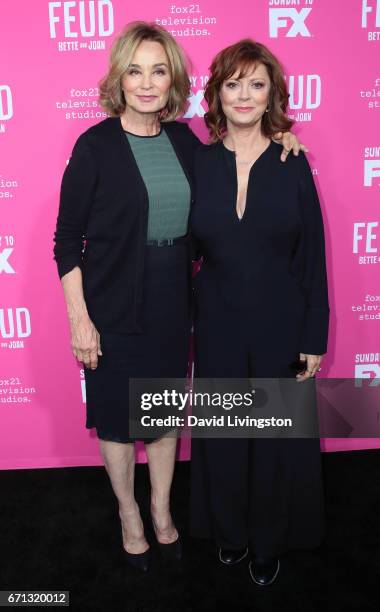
[60,267,102,370]
[273,131,309,162]
[70,315,102,370]
[296,353,323,382]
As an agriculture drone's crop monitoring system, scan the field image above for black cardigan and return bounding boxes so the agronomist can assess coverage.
[53,117,201,333]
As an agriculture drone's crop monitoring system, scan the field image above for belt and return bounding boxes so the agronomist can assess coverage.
[146,236,188,247]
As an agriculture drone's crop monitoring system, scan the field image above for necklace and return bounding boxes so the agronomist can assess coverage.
[120,114,160,136]
[224,137,271,166]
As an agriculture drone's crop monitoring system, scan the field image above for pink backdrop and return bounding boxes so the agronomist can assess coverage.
[1,1,379,469]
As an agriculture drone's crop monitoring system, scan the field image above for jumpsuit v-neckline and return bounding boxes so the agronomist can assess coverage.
[220,139,275,224]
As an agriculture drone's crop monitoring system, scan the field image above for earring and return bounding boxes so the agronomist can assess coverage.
[265,107,270,112]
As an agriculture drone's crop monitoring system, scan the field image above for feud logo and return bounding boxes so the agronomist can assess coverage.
[353,222,379,254]
[364,147,380,186]
[48,0,114,38]
[0,308,31,339]
[269,7,312,38]
[287,75,321,110]
[0,86,13,121]
[362,0,380,27]
[362,0,380,40]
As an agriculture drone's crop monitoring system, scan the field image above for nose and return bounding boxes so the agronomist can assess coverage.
[238,83,250,100]
[141,71,153,90]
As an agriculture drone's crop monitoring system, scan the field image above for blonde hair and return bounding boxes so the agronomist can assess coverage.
[99,21,191,121]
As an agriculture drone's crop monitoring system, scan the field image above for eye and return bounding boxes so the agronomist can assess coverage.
[154,69,166,75]
[127,68,140,75]
[225,81,238,89]
[252,82,265,89]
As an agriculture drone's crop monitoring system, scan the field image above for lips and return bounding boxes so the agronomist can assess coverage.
[137,95,157,102]
[234,107,254,112]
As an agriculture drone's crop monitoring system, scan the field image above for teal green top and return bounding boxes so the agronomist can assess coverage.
[125,128,191,241]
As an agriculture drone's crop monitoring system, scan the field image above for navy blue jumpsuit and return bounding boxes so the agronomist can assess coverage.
[189,140,329,556]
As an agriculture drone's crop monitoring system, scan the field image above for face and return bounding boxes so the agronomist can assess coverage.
[121,40,172,116]
[219,62,271,130]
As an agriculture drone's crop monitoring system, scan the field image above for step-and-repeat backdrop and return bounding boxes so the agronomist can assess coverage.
[1,1,379,469]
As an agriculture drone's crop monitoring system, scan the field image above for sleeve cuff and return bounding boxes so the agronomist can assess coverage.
[54,254,83,279]
[300,307,330,355]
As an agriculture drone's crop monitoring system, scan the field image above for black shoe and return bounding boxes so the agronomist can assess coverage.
[156,534,182,561]
[151,512,182,561]
[124,548,150,572]
[249,556,280,586]
[218,547,249,565]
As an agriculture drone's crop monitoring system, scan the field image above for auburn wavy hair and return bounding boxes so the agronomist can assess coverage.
[204,39,293,142]
[99,21,190,121]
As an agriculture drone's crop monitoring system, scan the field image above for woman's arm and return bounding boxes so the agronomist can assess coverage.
[294,152,330,379]
[53,134,101,369]
[188,142,205,263]
[53,134,97,276]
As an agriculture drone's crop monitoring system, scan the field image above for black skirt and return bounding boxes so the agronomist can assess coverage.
[84,242,191,443]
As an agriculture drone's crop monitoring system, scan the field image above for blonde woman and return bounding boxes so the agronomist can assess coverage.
[53,22,303,573]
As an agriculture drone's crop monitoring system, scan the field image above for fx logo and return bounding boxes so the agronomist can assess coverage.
[0,248,15,274]
[355,364,380,386]
[269,8,312,38]
[362,0,380,28]
[353,222,378,253]
[364,159,380,186]
[183,90,206,118]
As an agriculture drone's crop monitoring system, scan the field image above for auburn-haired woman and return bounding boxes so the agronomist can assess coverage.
[190,39,329,587]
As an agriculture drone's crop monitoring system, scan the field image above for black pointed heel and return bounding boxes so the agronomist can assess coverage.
[124,548,150,572]
[156,534,182,561]
[120,509,150,572]
[151,511,182,561]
